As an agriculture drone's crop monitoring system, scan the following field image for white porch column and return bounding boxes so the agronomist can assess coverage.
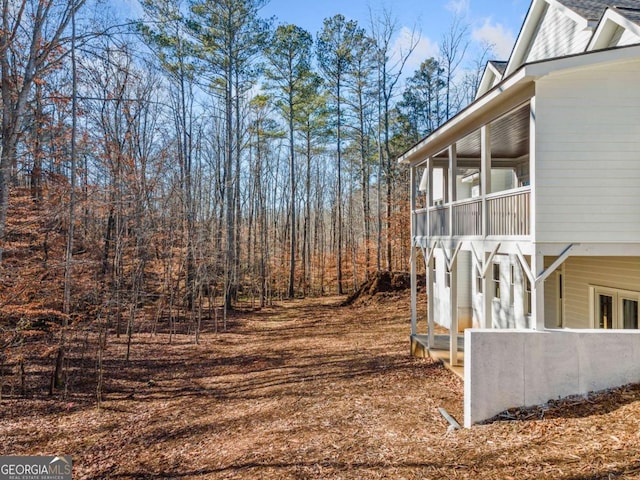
[529,97,537,242]
[410,165,417,234]
[427,251,435,348]
[450,251,459,366]
[427,157,433,238]
[532,251,545,330]
[410,166,418,335]
[448,144,457,236]
[427,158,434,207]
[479,122,495,331]
[481,125,492,237]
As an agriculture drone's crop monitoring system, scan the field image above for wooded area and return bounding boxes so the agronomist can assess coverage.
[0,0,490,399]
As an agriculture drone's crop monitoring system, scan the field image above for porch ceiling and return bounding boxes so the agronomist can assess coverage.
[433,103,530,163]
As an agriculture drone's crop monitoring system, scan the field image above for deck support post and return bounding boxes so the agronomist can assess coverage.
[427,157,433,237]
[480,125,493,329]
[427,248,435,348]
[481,124,492,237]
[450,249,459,366]
[411,247,418,336]
[410,166,418,336]
[532,252,545,330]
[448,144,457,236]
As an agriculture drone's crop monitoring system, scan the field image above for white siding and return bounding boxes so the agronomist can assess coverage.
[490,254,530,329]
[432,249,473,331]
[534,58,640,243]
[433,250,449,328]
[526,5,590,63]
[432,168,444,203]
[544,273,559,327]
[457,251,473,329]
[472,252,483,328]
[607,26,625,48]
[561,257,640,329]
[617,28,640,47]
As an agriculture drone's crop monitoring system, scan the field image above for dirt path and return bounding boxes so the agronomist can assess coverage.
[3,295,640,479]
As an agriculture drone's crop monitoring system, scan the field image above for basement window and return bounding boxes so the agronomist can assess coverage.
[524,276,532,316]
[493,263,501,299]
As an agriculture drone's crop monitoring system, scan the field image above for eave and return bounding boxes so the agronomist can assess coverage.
[398,43,640,167]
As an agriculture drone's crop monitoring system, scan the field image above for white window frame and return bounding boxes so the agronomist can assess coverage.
[555,271,564,328]
[590,285,640,329]
[492,263,501,300]
[524,274,532,317]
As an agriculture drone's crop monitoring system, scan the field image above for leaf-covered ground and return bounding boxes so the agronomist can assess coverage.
[3,294,640,479]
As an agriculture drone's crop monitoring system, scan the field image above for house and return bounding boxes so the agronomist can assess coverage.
[399,0,640,427]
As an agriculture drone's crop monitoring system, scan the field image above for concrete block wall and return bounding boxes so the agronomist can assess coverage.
[464,328,640,427]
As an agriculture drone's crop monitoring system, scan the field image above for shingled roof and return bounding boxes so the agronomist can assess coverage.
[488,61,508,75]
[612,6,640,25]
[556,0,640,24]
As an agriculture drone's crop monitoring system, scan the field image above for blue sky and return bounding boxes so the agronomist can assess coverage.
[120,0,531,79]
[261,0,530,71]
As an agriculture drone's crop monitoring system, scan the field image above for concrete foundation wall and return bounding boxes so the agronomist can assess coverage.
[464,328,640,427]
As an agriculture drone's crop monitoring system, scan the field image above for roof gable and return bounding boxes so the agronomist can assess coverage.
[504,0,591,77]
[555,0,640,23]
[475,61,508,99]
[503,0,640,78]
[588,7,640,50]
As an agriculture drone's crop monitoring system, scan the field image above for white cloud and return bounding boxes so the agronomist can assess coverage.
[391,27,439,73]
[472,19,516,59]
[446,0,470,16]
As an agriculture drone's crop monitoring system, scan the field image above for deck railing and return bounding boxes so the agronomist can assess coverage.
[414,208,428,238]
[486,187,530,236]
[452,198,482,236]
[414,187,531,239]
[429,206,449,237]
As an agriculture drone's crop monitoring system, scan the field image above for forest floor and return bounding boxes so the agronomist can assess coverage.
[3,292,640,479]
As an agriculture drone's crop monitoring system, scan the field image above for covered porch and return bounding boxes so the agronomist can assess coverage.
[410,101,532,241]
[407,93,541,369]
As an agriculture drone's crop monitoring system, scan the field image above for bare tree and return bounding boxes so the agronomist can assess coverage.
[440,14,470,120]
[0,0,85,263]
[369,8,418,272]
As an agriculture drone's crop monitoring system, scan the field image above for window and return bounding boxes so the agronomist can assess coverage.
[493,263,501,299]
[476,270,483,294]
[598,293,614,329]
[517,163,530,187]
[524,276,532,316]
[592,287,640,329]
[558,274,564,326]
[622,299,639,329]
